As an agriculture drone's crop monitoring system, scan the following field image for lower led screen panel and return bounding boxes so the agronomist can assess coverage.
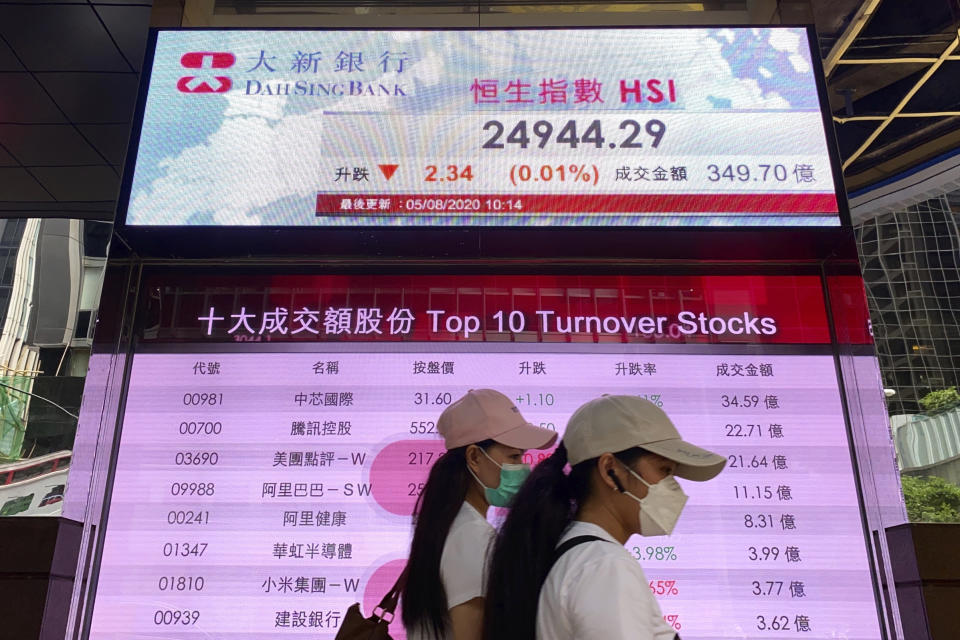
[84,275,883,639]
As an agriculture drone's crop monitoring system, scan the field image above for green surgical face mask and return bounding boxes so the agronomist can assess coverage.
[469,448,531,507]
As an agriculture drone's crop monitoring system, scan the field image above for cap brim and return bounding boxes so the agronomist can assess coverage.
[642,439,727,481]
[493,422,559,450]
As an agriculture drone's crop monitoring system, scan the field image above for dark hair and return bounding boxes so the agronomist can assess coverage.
[482,443,648,640]
[402,439,495,639]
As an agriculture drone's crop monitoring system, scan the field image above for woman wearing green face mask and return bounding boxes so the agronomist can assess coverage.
[402,389,557,640]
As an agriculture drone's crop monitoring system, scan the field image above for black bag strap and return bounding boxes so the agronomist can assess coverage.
[551,534,608,567]
[372,565,408,622]
[550,535,680,640]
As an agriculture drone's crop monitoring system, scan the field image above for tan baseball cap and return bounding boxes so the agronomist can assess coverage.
[438,389,558,451]
[564,395,726,481]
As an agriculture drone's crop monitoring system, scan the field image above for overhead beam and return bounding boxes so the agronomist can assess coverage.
[835,55,960,64]
[835,112,960,123]
[823,0,884,76]
[842,30,960,172]
[835,57,936,64]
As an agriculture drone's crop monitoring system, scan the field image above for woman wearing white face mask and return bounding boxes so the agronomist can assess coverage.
[482,395,726,640]
[402,389,557,640]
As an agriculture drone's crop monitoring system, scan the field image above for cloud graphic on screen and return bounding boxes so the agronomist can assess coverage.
[130,92,324,225]
[129,81,421,226]
[767,29,811,74]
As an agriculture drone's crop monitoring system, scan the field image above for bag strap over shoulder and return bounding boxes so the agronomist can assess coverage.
[551,534,608,566]
[372,565,408,622]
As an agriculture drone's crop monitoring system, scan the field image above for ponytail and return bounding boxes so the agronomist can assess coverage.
[482,444,649,640]
[482,443,588,640]
[402,440,494,639]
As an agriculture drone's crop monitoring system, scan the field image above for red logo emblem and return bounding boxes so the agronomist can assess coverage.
[177,52,235,94]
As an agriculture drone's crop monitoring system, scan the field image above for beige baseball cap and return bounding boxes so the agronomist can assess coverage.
[564,395,726,481]
[438,389,558,451]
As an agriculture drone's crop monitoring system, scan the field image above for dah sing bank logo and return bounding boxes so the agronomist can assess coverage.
[177,52,235,93]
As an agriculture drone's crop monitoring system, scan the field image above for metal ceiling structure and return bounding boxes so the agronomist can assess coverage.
[816,0,960,191]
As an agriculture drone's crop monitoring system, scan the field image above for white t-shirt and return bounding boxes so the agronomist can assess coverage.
[536,521,678,640]
[406,501,495,640]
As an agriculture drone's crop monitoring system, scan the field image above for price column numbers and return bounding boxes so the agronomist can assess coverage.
[409,420,437,434]
[413,392,452,406]
[405,448,439,497]
[408,451,437,466]
[407,482,425,497]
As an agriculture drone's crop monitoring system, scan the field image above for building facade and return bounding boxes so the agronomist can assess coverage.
[854,186,960,415]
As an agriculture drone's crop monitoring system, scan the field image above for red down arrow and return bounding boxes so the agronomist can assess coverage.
[378,164,399,180]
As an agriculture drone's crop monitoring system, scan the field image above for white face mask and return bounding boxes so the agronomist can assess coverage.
[620,464,688,537]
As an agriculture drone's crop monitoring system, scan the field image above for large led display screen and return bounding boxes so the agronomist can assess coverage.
[123,29,841,228]
[83,275,884,639]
